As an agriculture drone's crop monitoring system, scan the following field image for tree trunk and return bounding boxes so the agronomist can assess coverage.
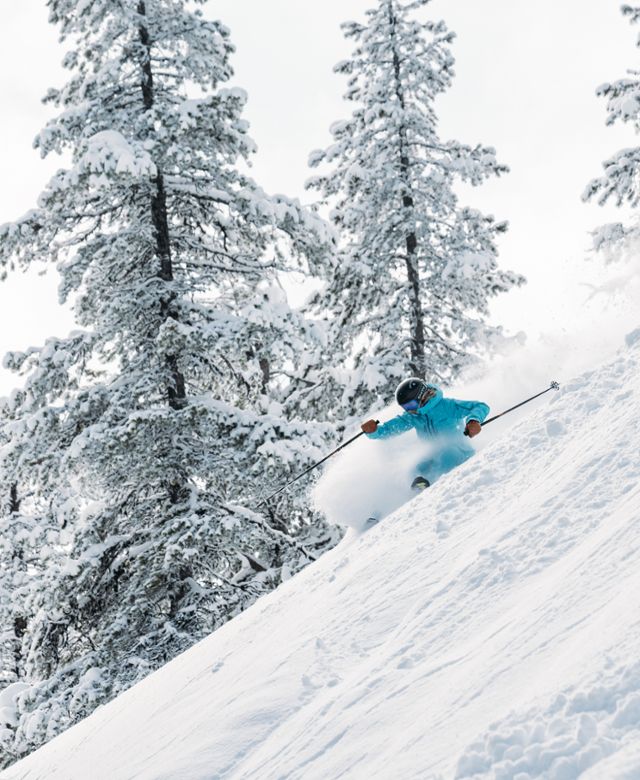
[138,1,187,412]
[9,482,20,514]
[388,0,426,378]
[8,484,25,681]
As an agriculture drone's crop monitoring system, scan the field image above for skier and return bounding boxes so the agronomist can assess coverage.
[361,378,489,490]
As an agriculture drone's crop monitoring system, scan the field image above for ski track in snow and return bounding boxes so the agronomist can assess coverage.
[2,339,640,779]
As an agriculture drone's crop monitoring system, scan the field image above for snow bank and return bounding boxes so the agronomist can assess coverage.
[3,335,640,779]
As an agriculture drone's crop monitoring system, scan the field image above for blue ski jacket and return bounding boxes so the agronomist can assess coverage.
[366,385,490,482]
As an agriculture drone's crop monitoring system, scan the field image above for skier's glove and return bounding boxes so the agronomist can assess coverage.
[361,419,378,434]
[464,419,482,438]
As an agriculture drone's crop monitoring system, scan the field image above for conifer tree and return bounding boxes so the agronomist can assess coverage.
[0,0,337,761]
[0,486,27,689]
[0,483,50,765]
[583,5,640,256]
[307,0,523,419]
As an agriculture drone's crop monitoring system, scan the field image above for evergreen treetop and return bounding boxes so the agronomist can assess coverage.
[583,4,640,255]
[307,0,523,420]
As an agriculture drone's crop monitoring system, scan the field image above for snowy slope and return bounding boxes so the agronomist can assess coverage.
[3,334,640,780]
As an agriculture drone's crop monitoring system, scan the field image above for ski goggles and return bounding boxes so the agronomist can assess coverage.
[401,386,436,411]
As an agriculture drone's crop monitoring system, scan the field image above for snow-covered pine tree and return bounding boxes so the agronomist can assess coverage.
[0,485,27,691]
[307,0,524,420]
[0,0,337,762]
[0,480,56,766]
[583,4,640,256]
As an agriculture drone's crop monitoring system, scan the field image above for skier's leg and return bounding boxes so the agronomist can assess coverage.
[412,457,435,490]
[436,445,474,477]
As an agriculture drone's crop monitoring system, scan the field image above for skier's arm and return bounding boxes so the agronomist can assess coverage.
[361,414,415,439]
[452,399,490,433]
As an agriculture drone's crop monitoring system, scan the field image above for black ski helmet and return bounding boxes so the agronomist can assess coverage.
[395,377,429,407]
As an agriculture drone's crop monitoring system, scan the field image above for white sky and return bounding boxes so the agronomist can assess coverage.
[0,0,637,395]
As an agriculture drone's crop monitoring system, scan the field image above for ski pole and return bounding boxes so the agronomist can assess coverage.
[466,381,560,434]
[257,423,378,508]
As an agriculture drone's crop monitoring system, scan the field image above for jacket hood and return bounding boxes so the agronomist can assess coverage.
[422,383,443,407]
